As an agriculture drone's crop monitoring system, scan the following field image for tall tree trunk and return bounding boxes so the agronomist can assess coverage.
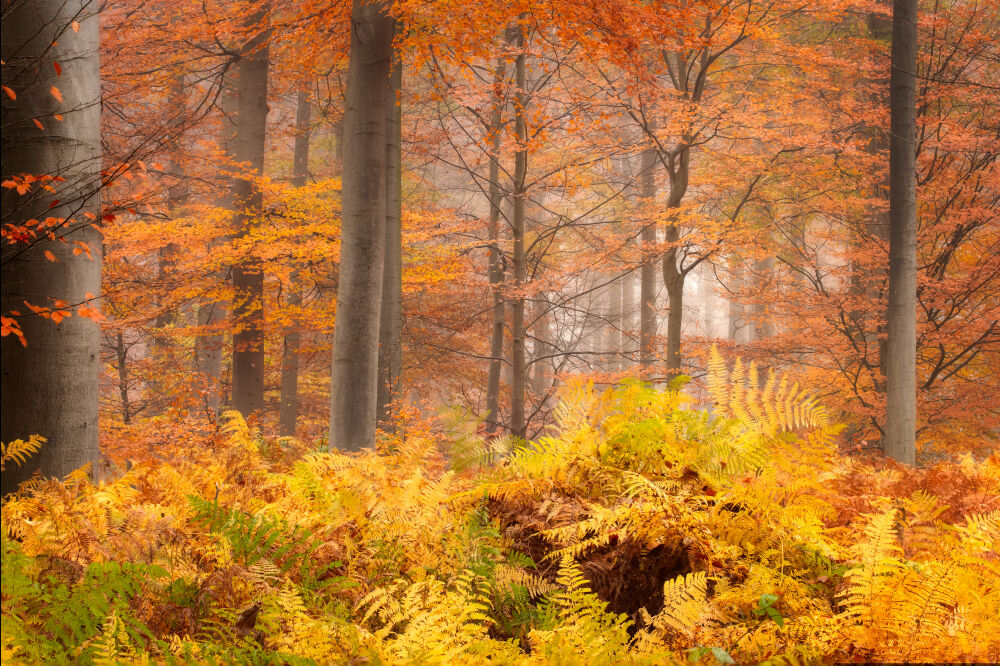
[884,0,918,464]
[854,11,894,406]
[662,163,689,377]
[484,53,508,435]
[1,0,102,492]
[329,0,393,450]
[639,147,658,370]
[377,36,403,431]
[154,77,188,351]
[279,85,311,436]
[510,24,528,440]
[116,332,131,425]
[193,74,237,420]
[231,5,271,418]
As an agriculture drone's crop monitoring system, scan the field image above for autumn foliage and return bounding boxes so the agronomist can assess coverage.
[3,355,999,663]
[2,0,998,662]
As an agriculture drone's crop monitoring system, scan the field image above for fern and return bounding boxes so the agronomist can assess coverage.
[1,434,45,471]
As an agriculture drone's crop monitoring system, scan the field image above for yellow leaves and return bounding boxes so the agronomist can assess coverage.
[648,572,711,641]
[0,435,45,471]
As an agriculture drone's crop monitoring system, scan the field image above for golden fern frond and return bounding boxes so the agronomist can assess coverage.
[1,435,45,471]
[651,572,712,639]
[494,563,555,598]
[707,345,730,409]
[958,509,1000,553]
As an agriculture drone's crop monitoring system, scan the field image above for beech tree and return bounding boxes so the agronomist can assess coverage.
[329,0,394,450]
[1,0,103,492]
[884,0,918,464]
[231,3,273,417]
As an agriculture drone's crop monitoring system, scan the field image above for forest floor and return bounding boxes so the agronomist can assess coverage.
[2,377,999,664]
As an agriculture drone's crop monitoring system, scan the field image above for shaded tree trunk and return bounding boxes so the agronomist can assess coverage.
[884,0,918,464]
[279,85,311,437]
[231,5,271,418]
[484,52,508,435]
[329,0,393,450]
[639,147,658,370]
[1,0,102,492]
[661,134,691,378]
[510,24,528,440]
[377,38,403,431]
[193,73,237,420]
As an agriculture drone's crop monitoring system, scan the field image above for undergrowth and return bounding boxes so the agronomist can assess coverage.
[2,350,998,664]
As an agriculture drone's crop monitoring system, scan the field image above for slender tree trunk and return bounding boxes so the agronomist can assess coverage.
[279,85,311,436]
[484,52,508,435]
[510,25,528,440]
[231,5,271,418]
[329,0,393,450]
[377,37,403,430]
[662,140,691,378]
[116,332,131,425]
[752,255,775,340]
[639,147,658,370]
[193,74,237,420]
[1,0,102,492]
[154,77,187,351]
[855,10,894,405]
[884,0,918,464]
[621,268,636,366]
[662,261,684,376]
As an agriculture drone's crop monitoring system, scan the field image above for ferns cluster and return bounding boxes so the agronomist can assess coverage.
[2,356,998,664]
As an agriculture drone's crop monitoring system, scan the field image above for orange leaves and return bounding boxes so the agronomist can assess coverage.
[50,86,63,103]
[2,85,15,100]
[1,317,26,346]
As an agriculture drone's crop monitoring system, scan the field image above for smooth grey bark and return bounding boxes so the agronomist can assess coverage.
[484,54,508,435]
[377,40,403,430]
[510,25,528,440]
[639,147,658,370]
[329,0,393,451]
[1,0,102,493]
[884,0,918,464]
[231,5,271,418]
[279,85,311,437]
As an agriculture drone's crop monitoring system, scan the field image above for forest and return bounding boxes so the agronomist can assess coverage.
[1,0,998,662]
